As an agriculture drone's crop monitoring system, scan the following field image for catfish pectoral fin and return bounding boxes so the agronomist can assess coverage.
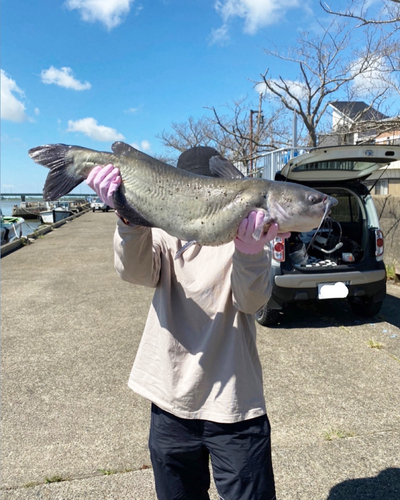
[252,212,274,241]
[113,188,154,227]
[174,240,198,260]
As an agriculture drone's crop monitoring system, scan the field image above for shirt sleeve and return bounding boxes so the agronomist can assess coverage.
[113,219,161,288]
[230,246,272,314]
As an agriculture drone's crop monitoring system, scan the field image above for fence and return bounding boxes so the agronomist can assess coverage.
[257,147,308,180]
[372,195,400,269]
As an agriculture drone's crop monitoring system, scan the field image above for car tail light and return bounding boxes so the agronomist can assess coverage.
[272,237,285,262]
[375,229,384,258]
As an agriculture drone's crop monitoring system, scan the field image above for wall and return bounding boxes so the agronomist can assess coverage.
[389,180,400,196]
[372,195,400,267]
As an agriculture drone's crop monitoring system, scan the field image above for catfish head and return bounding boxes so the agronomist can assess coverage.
[263,181,338,234]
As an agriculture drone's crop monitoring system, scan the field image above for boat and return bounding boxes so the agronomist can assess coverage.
[39,203,73,224]
[12,201,47,219]
[1,210,25,246]
[13,199,90,219]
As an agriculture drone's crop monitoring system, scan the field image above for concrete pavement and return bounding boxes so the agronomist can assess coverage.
[1,211,399,499]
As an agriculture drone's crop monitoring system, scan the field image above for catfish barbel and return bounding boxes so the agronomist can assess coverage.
[28,141,337,246]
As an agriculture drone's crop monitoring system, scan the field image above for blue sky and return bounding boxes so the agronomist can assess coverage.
[0,0,385,193]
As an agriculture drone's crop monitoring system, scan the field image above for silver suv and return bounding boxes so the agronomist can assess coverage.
[256,145,400,326]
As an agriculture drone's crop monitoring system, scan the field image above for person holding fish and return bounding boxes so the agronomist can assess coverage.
[85,146,289,500]
[29,136,335,499]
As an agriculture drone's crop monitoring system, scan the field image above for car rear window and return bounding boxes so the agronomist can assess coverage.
[326,192,360,223]
[292,160,384,172]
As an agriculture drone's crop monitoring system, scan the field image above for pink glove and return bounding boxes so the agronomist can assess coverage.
[235,211,290,255]
[86,164,121,209]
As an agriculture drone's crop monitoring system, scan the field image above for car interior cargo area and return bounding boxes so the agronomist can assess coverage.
[287,187,366,270]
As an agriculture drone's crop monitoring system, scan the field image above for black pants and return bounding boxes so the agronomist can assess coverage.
[149,404,276,500]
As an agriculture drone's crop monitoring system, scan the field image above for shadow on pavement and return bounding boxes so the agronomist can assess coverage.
[271,300,380,330]
[326,468,400,500]
[270,284,400,330]
[380,290,400,329]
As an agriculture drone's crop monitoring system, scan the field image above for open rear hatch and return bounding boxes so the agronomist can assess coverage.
[276,145,400,271]
[279,145,400,183]
[286,187,367,270]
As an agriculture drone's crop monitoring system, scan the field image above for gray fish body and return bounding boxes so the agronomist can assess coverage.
[28,142,337,246]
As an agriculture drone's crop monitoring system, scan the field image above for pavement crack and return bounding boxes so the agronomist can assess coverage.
[1,465,153,491]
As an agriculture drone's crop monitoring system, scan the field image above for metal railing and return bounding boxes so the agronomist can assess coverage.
[256,147,309,180]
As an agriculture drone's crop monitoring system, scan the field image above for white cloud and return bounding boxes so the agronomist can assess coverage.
[131,140,151,152]
[1,70,29,122]
[214,0,301,36]
[41,66,91,90]
[65,0,135,30]
[67,117,125,141]
[140,140,151,151]
[351,56,391,96]
[256,79,309,106]
[209,24,230,45]
[124,107,139,114]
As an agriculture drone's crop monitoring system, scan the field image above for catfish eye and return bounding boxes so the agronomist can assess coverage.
[308,194,318,204]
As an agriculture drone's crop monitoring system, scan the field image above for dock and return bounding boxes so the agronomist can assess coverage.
[1,211,399,499]
[11,200,91,220]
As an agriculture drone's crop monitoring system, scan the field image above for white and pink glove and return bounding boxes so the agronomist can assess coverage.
[235,211,290,255]
[86,164,121,209]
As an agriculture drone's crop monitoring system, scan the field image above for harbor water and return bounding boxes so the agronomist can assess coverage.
[1,200,42,236]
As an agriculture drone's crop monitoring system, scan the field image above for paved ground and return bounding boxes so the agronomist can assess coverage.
[1,211,399,499]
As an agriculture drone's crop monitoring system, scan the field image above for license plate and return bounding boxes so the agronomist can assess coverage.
[318,282,349,300]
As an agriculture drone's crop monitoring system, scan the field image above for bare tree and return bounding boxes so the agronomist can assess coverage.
[318,0,400,142]
[157,97,291,172]
[158,4,399,168]
[320,1,400,28]
[206,97,290,167]
[319,2,400,90]
[157,116,215,154]
[258,12,398,147]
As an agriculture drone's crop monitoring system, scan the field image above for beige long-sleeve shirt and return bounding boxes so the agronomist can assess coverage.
[114,219,273,423]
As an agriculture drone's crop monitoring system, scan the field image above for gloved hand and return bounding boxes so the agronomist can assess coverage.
[86,164,121,209]
[234,211,290,255]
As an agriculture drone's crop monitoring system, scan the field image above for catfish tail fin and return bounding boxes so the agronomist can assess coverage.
[28,144,86,201]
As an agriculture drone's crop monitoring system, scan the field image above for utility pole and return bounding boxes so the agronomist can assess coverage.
[292,111,298,158]
[249,93,264,176]
[250,110,254,175]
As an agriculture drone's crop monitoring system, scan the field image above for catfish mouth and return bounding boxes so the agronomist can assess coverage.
[324,195,338,214]
[319,195,338,224]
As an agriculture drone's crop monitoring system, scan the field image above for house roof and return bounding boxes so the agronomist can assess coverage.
[329,101,388,122]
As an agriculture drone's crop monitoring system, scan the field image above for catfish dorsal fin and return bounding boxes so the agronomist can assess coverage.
[209,156,245,179]
[111,142,140,156]
[111,141,174,168]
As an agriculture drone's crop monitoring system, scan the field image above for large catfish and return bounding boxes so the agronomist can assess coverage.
[28,141,337,246]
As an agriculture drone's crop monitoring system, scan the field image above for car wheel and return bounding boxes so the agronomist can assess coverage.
[255,305,281,326]
[348,297,383,317]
